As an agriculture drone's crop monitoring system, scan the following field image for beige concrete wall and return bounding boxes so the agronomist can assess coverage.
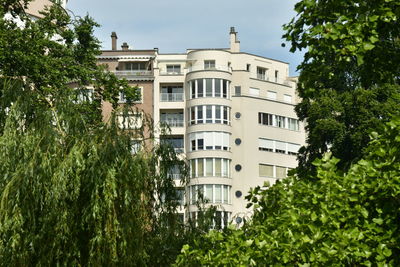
[26,0,53,18]
[26,0,67,18]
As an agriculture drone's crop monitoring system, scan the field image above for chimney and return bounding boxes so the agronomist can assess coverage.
[121,42,129,50]
[229,27,240,52]
[111,32,117,50]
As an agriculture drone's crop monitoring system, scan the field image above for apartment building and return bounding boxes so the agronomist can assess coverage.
[97,33,157,151]
[100,28,306,226]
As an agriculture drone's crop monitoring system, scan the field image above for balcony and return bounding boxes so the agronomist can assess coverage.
[160,70,183,76]
[253,73,291,86]
[161,136,184,153]
[188,65,232,73]
[112,70,153,79]
[160,92,184,102]
[161,119,184,128]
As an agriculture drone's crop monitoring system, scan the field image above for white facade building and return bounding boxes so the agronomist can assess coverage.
[152,27,306,225]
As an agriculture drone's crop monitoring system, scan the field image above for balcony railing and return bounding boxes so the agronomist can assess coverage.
[161,119,184,128]
[160,70,183,75]
[254,74,291,86]
[188,65,232,73]
[160,93,184,102]
[112,70,153,79]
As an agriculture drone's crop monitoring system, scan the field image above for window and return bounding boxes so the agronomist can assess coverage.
[189,185,231,205]
[206,105,212,123]
[124,62,146,70]
[197,79,204,97]
[190,158,231,178]
[275,141,286,154]
[258,112,273,126]
[189,79,229,99]
[166,64,181,74]
[189,105,231,125]
[215,185,222,203]
[287,143,301,155]
[257,67,267,80]
[284,94,292,103]
[130,139,142,154]
[119,87,143,103]
[275,70,279,83]
[161,136,184,153]
[215,79,221,97]
[191,80,196,99]
[259,112,299,131]
[117,112,142,129]
[188,210,231,229]
[76,88,93,103]
[204,60,216,69]
[174,189,185,205]
[160,112,184,127]
[267,90,277,100]
[258,138,301,155]
[288,118,299,131]
[168,165,181,180]
[246,64,251,71]
[276,166,287,178]
[235,86,241,96]
[258,138,273,152]
[189,132,230,151]
[259,164,274,177]
[215,106,221,123]
[206,159,213,176]
[249,87,260,96]
[206,79,212,97]
[160,85,183,102]
[197,106,203,123]
[275,115,286,128]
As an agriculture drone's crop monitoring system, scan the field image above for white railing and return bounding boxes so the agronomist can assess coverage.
[188,65,232,73]
[160,93,184,102]
[160,70,183,75]
[254,74,291,86]
[161,119,184,127]
[112,70,153,78]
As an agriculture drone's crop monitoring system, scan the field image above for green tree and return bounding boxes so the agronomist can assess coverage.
[0,1,191,265]
[283,0,400,176]
[176,117,400,266]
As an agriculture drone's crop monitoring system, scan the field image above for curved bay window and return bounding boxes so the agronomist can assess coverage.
[189,184,231,205]
[189,105,231,125]
[189,131,230,151]
[190,158,231,178]
[189,78,230,99]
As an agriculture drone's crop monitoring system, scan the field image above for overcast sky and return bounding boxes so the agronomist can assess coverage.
[67,0,303,76]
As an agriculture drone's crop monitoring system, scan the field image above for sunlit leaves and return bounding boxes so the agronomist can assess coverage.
[176,118,400,265]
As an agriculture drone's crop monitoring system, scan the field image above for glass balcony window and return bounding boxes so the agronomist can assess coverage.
[160,85,183,102]
[160,114,184,128]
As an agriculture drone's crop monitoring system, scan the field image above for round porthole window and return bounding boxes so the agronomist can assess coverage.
[235,217,243,224]
[235,138,241,145]
[235,112,241,119]
[235,190,242,198]
[235,164,242,172]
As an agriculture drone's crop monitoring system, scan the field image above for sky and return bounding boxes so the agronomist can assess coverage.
[67,0,304,76]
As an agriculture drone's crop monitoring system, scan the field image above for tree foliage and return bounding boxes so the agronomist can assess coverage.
[176,117,400,266]
[283,0,400,175]
[0,1,196,266]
